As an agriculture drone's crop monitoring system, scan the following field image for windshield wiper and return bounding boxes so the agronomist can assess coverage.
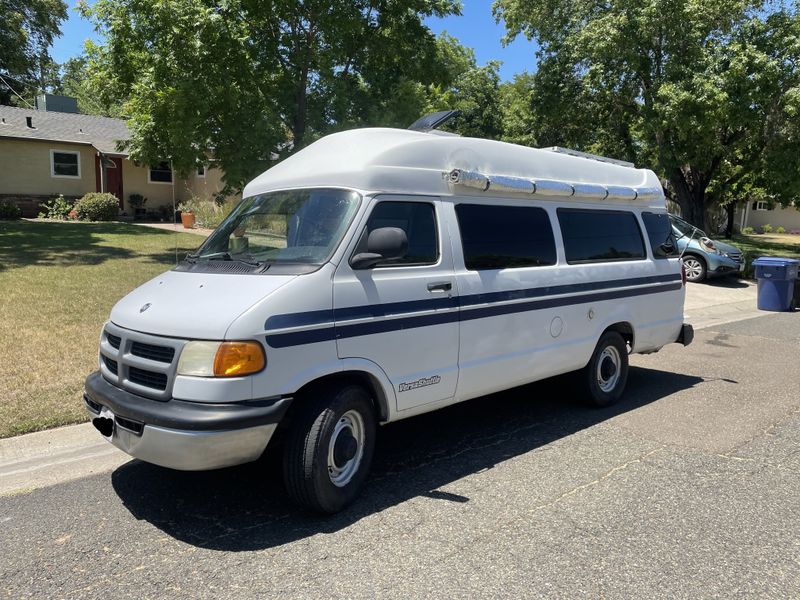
[188,251,263,267]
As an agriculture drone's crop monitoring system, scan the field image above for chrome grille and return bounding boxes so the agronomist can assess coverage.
[99,322,186,400]
[129,367,168,390]
[131,341,175,363]
[103,356,118,375]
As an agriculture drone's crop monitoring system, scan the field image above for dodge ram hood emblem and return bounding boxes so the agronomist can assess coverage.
[139,302,152,313]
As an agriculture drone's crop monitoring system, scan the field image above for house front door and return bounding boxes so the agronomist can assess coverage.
[95,155,124,208]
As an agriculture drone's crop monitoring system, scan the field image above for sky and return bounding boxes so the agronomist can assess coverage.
[51,0,539,81]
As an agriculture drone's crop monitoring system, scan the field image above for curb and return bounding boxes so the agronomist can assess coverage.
[0,422,127,497]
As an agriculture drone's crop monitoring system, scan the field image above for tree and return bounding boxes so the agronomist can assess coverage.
[0,0,68,105]
[53,54,125,117]
[496,0,800,230]
[422,34,504,139]
[80,0,462,193]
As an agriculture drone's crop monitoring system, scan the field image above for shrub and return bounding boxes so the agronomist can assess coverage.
[0,200,21,220]
[38,194,75,220]
[74,193,120,221]
[761,224,773,234]
[180,197,236,229]
[775,226,786,234]
[128,193,147,210]
[741,226,754,234]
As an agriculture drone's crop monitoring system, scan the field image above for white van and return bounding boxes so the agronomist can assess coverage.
[85,125,693,513]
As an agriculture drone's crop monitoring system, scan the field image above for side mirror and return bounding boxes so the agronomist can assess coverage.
[657,240,676,257]
[350,227,408,269]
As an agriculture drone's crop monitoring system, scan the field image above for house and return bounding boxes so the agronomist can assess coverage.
[735,200,800,233]
[0,96,233,217]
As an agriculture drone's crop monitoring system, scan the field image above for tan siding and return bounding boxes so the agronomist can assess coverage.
[182,165,241,202]
[0,138,96,197]
[737,203,800,232]
[121,161,178,208]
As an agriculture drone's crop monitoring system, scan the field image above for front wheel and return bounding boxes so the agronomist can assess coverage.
[283,384,376,513]
[581,331,629,407]
[682,255,707,282]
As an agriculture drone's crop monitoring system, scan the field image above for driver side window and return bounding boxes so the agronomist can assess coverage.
[356,201,438,267]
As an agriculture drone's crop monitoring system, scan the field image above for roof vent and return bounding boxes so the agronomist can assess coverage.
[408,110,461,132]
[26,116,34,129]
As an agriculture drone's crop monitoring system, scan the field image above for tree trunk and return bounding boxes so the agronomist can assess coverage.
[724,202,736,239]
[669,169,706,231]
[292,64,309,149]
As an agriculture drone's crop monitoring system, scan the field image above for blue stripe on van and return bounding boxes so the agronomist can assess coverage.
[263,273,682,348]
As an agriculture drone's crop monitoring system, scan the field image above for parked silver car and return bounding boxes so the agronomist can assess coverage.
[670,215,744,282]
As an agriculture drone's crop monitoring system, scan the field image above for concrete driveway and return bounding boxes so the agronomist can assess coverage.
[2,283,798,598]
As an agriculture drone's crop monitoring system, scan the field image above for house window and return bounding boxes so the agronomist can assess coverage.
[753,201,770,211]
[50,150,81,178]
[148,162,173,184]
[196,165,205,178]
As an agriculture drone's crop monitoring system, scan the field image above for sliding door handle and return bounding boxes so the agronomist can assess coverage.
[427,281,452,292]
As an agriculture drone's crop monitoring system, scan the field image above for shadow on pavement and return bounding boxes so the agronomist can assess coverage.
[112,366,703,551]
[694,277,750,289]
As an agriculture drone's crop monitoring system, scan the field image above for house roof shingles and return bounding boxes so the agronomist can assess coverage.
[0,104,130,156]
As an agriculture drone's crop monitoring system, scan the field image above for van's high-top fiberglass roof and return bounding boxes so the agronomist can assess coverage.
[243,128,664,208]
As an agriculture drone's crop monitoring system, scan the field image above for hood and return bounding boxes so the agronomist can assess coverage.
[711,239,742,255]
[110,270,295,339]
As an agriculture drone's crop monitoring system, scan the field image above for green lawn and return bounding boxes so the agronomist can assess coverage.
[731,233,800,277]
[0,220,202,438]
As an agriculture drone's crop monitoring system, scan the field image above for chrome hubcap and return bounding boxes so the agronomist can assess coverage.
[596,346,621,393]
[684,258,703,280]
[327,410,365,487]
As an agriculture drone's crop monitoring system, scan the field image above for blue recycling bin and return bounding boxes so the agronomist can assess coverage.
[752,257,800,312]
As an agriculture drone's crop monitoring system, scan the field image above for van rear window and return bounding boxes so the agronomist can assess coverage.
[641,212,679,258]
[557,208,645,263]
[455,204,556,270]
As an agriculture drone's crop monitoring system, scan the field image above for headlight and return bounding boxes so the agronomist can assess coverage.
[177,341,266,377]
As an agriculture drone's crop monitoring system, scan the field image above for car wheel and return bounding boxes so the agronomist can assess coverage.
[582,331,629,408]
[283,383,376,514]
[683,255,707,282]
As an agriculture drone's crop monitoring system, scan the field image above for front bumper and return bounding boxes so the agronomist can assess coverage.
[84,371,291,470]
[709,255,745,275]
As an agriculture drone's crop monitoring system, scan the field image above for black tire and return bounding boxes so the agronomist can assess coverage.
[283,384,376,514]
[682,255,707,283]
[581,331,629,407]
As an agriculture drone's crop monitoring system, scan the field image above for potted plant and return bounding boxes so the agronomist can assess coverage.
[177,200,196,229]
[128,194,148,220]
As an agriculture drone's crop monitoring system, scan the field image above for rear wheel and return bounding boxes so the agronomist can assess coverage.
[283,384,376,513]
[582,331,629,407]
[682,255,707,282]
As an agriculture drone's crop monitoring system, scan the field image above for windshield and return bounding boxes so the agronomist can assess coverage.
[190,189,361,267]
[670,215,706,239]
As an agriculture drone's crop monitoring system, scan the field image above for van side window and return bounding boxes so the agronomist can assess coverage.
[455,204,556,270]
[641,212,679,258]
[557,208,645,263]
[359,201,438,266]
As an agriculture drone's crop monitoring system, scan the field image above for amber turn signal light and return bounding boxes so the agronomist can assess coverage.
[213,341,266,377]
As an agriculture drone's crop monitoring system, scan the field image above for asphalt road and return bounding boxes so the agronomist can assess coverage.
[2,313,799,599]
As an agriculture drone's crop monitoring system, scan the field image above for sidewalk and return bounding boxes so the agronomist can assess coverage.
[134,221,214,237]
[0,276,768,497]
[683,278,761,330]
